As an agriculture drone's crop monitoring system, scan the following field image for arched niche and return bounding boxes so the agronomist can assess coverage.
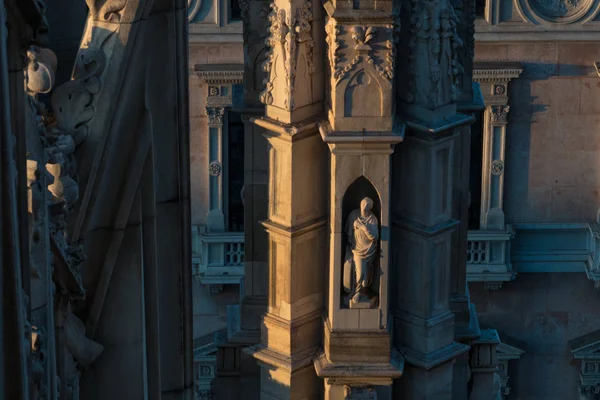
[343,69,382,117]
[340,176,381,308]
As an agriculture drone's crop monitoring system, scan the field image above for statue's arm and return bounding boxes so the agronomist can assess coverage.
[364,218,379,241]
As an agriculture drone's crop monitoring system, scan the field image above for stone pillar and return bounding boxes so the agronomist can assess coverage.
[469,329,501,400]
[480,105,509,230]
[448,0,484,395]
[227,0,272,346]
[313,3,404,397]
[392,0,473,396]
[244,0,327,396]
[205,106,226,232]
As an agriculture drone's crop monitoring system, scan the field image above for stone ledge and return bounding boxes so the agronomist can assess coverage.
[324,319,391,364]
[397,341,470,371]
[313,351,404,385]
[244,344,317,373]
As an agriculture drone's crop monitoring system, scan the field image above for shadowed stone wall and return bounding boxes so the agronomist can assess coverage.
[475,42,600,223]
[471,273,600,399]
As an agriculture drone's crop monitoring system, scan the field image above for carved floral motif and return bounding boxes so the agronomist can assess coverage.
[490,105,510,124]
[326,21,397,84]
[206,107,225,124]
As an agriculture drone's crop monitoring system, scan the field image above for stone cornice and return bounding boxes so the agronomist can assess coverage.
[194,64,244,84]
[473,63,523,83]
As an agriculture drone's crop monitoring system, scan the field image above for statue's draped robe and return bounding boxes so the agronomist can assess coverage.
[345,210,378,292]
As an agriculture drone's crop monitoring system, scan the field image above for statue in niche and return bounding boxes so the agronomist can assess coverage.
[344,197,379,308]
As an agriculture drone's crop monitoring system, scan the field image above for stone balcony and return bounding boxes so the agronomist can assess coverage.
[466,226,515,290]
[192,225,245,290]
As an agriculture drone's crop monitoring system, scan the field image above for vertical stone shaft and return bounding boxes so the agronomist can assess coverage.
[245,0,327,396]
[448,1,483,396]
[313,0,405,397]
[392,0,475,396]
[236,0,271,342]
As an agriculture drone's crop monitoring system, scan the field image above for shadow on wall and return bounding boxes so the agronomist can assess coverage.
[501,62,600,224]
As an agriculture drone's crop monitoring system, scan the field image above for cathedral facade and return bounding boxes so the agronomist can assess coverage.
[189,0,600,398]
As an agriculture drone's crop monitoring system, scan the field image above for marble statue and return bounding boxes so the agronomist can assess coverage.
[344,197,379,306]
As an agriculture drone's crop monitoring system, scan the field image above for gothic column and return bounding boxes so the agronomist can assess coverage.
[391,0,474,396]
[312,1,404,398]
[244,0,328,396]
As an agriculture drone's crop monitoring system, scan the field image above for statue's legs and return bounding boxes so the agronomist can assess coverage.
[352,255,367,302]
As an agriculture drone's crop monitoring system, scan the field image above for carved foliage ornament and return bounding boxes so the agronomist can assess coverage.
[259,0,315,110]
[206,107,225,124]
[406,0,463,107]
[325,20,398,84]
[490,105,510,124]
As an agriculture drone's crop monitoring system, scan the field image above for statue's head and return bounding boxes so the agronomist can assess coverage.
[360,197,373,216]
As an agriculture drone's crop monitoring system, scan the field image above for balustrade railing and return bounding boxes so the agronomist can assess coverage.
[466,227,515,289]
[192,226,244,285]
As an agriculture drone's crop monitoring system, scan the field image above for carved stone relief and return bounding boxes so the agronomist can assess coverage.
[404,0,463,108]
[490,105,510,124]
[529,0,591,21]
[25,37,103,400]
[325,18,395,129]
[259,0,315,111]
[344,197,379,308]
[206,107,225,124]
[341,178,381,309]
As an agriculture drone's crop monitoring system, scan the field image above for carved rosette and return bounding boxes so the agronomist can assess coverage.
[490,105,510,125]
[259,0,315,111]
[405,0,463,107]
[206,107,225,125]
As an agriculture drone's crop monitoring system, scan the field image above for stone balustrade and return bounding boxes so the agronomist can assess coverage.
[466,227,515,290]
[192,226,245,286]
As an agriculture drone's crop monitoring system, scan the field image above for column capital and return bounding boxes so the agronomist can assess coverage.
[489,105,510,125]
[205,107,225,126]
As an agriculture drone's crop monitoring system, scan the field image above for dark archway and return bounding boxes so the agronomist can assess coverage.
[341,176,381,308]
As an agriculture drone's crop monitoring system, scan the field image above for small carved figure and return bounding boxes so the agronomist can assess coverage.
[344,197,379,306]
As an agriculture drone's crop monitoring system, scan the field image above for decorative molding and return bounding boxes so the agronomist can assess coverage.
[571,330,600,399]
[259,0,315,110]
[490,105,510,124]
[405,0,463,106]
[209,161,222,176]
[495,330,526,398]
[512,223,595,273]
[587,223,600,289]
[466,228,516,289]
[206,107,225,125]
[472,63,523,84]
[195,64,245,85]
